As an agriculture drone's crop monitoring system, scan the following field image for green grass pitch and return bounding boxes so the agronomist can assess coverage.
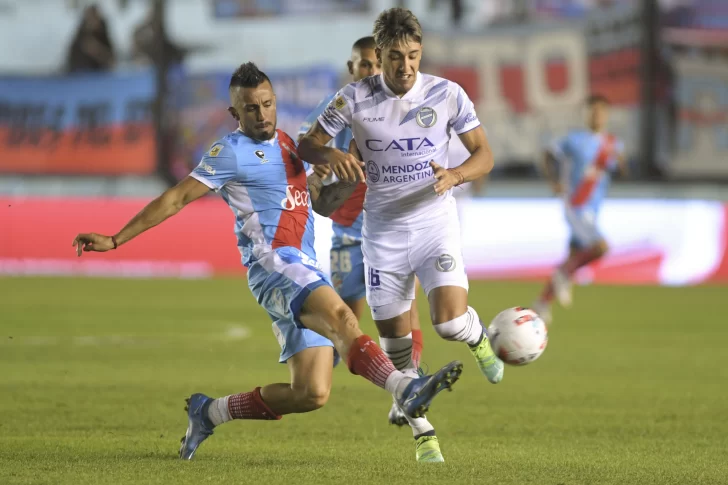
[1,277,727,484]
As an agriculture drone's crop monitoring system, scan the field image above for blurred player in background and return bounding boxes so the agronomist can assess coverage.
[533,95,628,324]
[72,62,462,461]
[298,36,431,448]
[299,8,504,458]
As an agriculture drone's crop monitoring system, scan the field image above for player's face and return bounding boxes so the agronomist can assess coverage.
[228,81,277,141]
[378,38,422,95]
[348,48,381,82]
[588,101,609,132]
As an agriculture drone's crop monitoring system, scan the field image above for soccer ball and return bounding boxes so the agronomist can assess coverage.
[488,307,548,366]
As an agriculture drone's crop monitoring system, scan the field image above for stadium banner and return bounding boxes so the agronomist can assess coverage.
[0,70,157,175]
[421,4,660,173]
[2,197,727,285]
[170,66,338,180]
[660,0,728,179]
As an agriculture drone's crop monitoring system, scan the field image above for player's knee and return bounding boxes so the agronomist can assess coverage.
[329,302,359,334]
[431,305,467,325]
[293,382,330,411]
[428,288,468,325]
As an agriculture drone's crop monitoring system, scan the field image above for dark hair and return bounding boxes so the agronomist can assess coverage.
[372,8,423,49]
[352,36,376,51]
[229,62,270,89]
[587,94,610,106]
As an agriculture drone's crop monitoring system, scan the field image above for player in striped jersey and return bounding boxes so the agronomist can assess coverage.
[533,95,628,324]
[72,62,463,460]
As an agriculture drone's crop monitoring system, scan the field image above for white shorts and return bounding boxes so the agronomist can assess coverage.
[362,204,468,319]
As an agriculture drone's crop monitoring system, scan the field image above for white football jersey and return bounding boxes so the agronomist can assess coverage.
[317,72,481,232]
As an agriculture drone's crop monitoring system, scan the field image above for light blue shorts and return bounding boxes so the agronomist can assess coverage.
[247,247,340,366]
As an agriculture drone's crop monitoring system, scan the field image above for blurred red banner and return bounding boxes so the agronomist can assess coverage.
[1,197,727,285]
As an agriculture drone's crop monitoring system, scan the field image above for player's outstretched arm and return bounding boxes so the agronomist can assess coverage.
[72,176,210,256]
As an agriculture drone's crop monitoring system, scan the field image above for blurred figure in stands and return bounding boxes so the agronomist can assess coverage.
[65,4,114,73]
[132,1,184,66]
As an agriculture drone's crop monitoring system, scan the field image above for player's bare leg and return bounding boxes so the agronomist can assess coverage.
[299,286,461,416]
[180,287,460,460]
[260,346,334,414]
[343,296,366,322]
[428,285,504,384]
[180,347,335,460]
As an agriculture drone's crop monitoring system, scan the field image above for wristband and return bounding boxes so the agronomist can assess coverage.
[451,169,465,186]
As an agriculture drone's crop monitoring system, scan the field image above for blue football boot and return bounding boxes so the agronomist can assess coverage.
[179,393,214,460]
[397,361,463,418]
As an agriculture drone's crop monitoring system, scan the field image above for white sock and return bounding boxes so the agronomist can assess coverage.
[384,370,412,399]
[206,396,232,427]
[379,333,415,371]
[405,413,435,437]
[433,306,484,346]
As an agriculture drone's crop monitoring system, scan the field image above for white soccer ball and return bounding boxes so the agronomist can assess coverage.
[488,307,548,366]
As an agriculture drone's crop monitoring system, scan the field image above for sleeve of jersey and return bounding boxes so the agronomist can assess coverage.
[449,84,481,135]
[189,141,238,191]
[316,90,353,139]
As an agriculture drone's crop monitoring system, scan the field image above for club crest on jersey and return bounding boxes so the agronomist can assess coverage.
[366,160,380,183]
[416,107,437,128]
[254,150,269,164]
[208,144,223,157]
[334,96,346,110]
[435,254,456,272]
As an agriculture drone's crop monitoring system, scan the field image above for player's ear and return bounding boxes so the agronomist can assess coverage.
[347,60,354,76]
[227,107,239,121]
[375,47,382,63]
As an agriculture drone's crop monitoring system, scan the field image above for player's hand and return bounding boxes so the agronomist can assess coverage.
[313,164,331,179]
[551,183,565,195]
[72,233,115,257]
[431,161,463,196]
[327,149,365,184]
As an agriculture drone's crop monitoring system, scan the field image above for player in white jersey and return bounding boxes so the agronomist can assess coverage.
[299,8,504,391]
[302,36,443,462]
